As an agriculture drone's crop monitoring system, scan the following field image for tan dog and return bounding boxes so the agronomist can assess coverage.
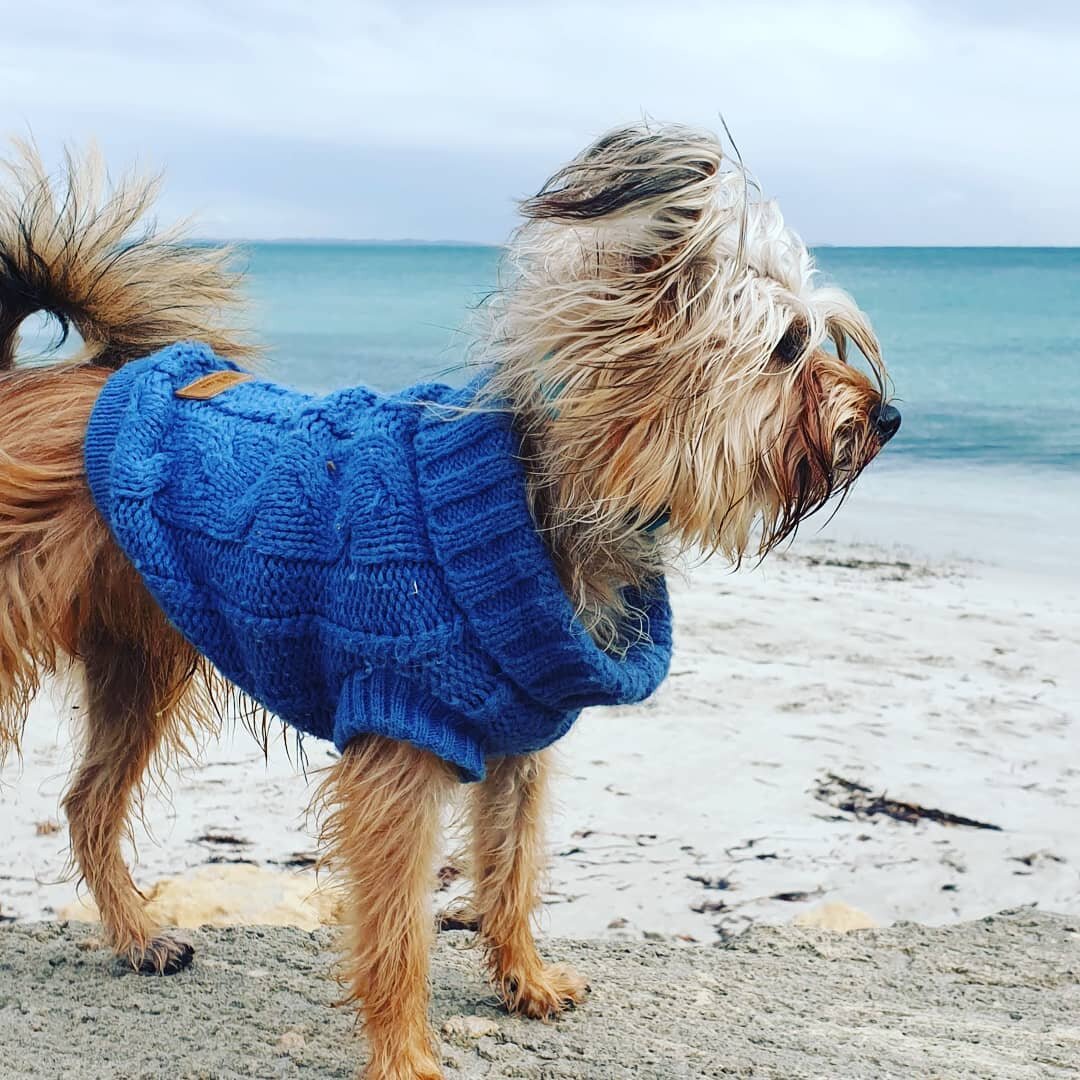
[0,125,897,1079]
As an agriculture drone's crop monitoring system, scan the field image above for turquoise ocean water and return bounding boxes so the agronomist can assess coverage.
[20,244,1080,471]
[240,244,1079,472]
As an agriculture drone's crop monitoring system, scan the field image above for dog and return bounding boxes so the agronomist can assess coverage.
[0,125,897,1079]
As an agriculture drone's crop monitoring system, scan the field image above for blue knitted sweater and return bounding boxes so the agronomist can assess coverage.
[83,343,673,781]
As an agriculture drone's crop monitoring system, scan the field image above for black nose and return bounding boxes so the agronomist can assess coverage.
[870,403,901,444]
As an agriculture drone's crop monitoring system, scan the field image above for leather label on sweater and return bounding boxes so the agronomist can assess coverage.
[175,370,254,400]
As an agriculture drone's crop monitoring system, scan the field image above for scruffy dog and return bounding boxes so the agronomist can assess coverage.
[0,125,897,1079]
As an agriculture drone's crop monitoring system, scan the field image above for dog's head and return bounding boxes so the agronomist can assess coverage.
[481,122,897,565]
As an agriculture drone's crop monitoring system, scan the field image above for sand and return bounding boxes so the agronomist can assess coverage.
[3,462,1077,942]
[0,460,1075,950]
[1,909,1077,1078]
[0,459,1077,1076]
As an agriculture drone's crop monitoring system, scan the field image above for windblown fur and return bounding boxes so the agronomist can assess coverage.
[0,144,253,763]
[0,141,253,370]
[475,124,888,647]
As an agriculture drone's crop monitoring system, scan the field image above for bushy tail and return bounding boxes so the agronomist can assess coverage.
[0,140,255,370]
[0,141,255,765]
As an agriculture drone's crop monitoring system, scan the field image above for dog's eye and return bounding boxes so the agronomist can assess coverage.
[774,321,808,366]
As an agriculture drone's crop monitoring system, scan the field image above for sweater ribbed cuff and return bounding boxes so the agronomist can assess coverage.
[413,393,673,716]
[333,668,486,782]
[83,358,147,521]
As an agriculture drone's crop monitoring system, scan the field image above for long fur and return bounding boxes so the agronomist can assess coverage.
[474,124,886,648]
[0,141,254,370]
[0,146,252,970]
[63,567,211,972]
[0,142,253,765]
[0,365,108,759]
[467,750,588,1017]
[314,736,456,1079]
[0,125,895,1078]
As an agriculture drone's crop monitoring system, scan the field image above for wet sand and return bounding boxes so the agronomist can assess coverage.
[1,909,1076,1078]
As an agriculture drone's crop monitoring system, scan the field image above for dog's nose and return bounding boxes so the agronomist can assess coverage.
[869,403,901,444]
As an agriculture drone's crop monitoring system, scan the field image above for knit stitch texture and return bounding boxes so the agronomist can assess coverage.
[83,343,673,781]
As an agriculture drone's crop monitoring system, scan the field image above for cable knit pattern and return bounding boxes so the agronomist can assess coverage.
[83,342,673,781]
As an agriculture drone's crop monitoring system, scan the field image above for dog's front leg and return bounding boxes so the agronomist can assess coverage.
[468,749,588,1018]
[318,735,455,1080]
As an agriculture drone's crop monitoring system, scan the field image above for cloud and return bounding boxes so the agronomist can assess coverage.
[1,0,1076,243]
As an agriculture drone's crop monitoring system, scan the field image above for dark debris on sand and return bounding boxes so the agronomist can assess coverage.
[814,772,1003,831]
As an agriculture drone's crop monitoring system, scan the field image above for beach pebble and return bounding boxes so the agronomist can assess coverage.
[276,1028,305,1055]
[794,902,877,931]
[58,863,337,931]
[441,1015,500,1044]
[474,1035,501,1060]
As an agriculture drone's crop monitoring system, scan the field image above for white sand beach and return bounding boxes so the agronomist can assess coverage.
[2,462,1078,942]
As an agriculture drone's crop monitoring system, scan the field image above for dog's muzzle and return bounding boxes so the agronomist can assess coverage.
[869,403,901,444]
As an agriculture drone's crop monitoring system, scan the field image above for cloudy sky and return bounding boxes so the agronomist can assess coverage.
[2,1,1076,244]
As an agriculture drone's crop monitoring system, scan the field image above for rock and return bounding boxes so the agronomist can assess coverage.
[58,864,337,931]
[276,1029,305,1054]
[474,1035,500,1061]
[441,1015,500,1044]
[793,901,878,931]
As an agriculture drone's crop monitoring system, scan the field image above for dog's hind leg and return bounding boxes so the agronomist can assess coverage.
[467,749,588,1018]
[316,734,456,1080]
[62,603,204,975]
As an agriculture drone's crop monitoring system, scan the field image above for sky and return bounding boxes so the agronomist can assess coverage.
[1,0,1077,245]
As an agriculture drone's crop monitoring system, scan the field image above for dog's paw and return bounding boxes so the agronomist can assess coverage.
[128,935,195,975]
[501,962,589,1020]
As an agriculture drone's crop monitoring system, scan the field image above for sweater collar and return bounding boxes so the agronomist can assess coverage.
[413,385,673,715]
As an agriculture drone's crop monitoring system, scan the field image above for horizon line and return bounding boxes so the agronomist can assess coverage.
[194,238,1080,250]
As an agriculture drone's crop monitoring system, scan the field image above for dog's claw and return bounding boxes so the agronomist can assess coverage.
[130,935,195,975]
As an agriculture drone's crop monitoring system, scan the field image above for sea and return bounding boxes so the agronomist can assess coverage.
[21,243,1078,469]
[239,243,1080,574]
[19,244,1079,569]
[232,244,1078,469]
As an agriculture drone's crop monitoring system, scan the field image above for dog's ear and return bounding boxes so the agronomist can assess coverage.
[519,125,722,229]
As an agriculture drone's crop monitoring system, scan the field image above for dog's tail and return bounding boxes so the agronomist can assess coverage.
[0,141,252,765]
[0,140,255,371]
